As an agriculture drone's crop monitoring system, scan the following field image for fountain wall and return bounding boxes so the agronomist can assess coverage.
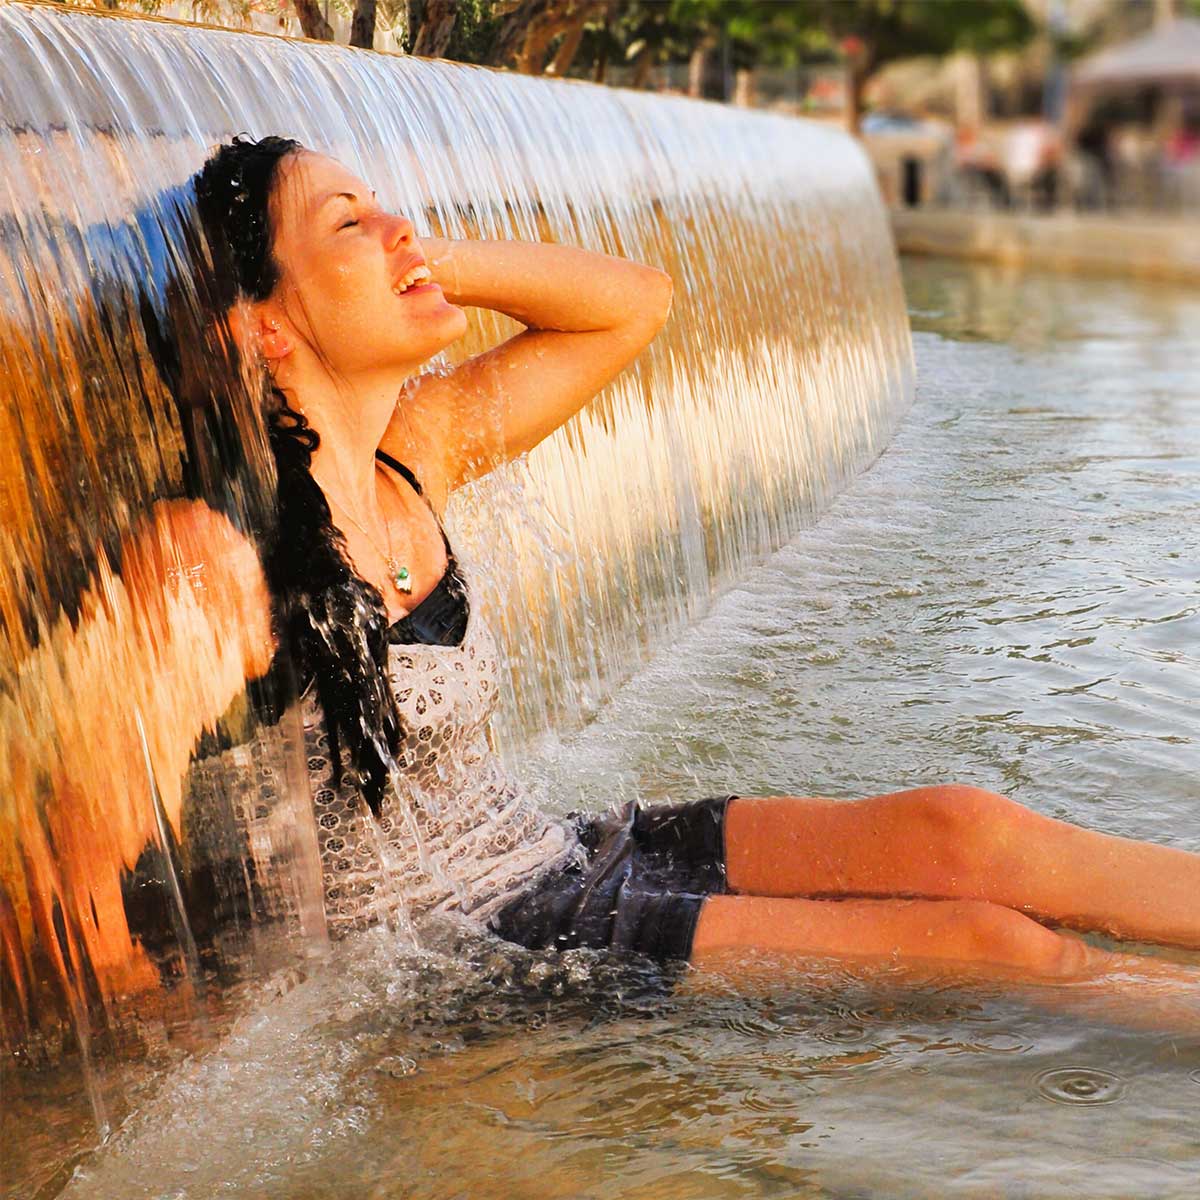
[0,0,912,1130]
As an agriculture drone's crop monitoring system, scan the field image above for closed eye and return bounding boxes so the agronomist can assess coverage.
[339,218,359,230]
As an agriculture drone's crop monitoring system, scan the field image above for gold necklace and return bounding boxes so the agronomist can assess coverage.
[328,496,413,595]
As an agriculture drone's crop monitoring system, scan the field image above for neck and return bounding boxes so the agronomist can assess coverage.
[285,367,409,516]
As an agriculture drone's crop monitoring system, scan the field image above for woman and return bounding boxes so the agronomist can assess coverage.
[190,135,1200,984]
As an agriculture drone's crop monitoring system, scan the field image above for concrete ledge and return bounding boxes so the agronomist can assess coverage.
[892,209,1200,284]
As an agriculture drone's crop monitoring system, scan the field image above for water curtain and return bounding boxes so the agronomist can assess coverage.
[0,0,911,1108]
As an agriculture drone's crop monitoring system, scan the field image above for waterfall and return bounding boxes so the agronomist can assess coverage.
[0,0,912,1172]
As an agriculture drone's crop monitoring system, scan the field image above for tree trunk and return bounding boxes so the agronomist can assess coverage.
[687,36,715,98]
[733,66,755,108]
[592,0,618,83]
[631,43,655,89]
[410,0,458,58]
[593,37,609,83]
[486,0,551,70]
[546,3,596,77]
[953,52,985,131]
[292,0,334,41]
[846,65,868,135]
[517,22,558,74]
[489,0,598,76]
[350,0,378,49]
[1154,0,1178,26]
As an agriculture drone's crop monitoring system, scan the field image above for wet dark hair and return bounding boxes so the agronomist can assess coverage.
[191,134,401,815]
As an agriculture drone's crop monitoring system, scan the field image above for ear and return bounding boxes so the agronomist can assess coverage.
[226,301,295,365]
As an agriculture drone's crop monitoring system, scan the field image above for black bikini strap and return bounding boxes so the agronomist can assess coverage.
[374,448,422,494]
[373,447,455,559]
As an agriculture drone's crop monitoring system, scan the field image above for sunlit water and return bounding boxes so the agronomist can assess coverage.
[0,4,908,1077]
[13,260,1195,1199]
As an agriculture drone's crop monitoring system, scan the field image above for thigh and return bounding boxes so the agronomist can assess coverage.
[722,786,1022,900]
[691,893,1095,979]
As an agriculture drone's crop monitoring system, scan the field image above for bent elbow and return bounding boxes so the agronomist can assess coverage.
[634,266,675,337]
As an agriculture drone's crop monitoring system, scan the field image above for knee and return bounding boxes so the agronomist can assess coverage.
[903,783,1032,847]
[897,785,1035,885]
[954,901,1085,977]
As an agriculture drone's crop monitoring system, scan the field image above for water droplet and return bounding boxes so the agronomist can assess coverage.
[1034,1066,1126,1106]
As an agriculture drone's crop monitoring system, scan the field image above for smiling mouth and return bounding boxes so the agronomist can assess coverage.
[392,264,433,295]
[392,281,441,300]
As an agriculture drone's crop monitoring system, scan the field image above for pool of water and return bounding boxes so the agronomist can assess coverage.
[49,258,1200,1198]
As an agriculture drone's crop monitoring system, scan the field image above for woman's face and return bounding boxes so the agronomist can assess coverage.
[264,151,467,378]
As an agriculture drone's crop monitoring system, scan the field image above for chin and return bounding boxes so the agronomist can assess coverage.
[436,305,470,349]
[388,305,467,369]
[398,328,465,373]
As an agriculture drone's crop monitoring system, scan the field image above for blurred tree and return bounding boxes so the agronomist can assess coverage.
[701,0,814,103]
[71,0,1042,107]
[350,0,377,46]
[578,1,1032,110]
[438,0,507,60]
[572,1,1036,116]
[403,0,1034,107]
[289,0,334,39]
[479,0,614,73]
[409,0,463,57]
[578,0,801,94]
[576,0,697,88]
[793,1,1038,133]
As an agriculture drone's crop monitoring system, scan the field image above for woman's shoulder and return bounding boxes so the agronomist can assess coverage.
[377,418,452,521]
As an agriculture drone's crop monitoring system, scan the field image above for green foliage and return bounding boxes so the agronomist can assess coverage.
[75,0,1041,86]
[454,0,508,62]
[660,0,808,68]
[575,1,688,80]
[580,0,811,75]
[791,0,1037,73]
[581,0,1036,79]
[416,0,505,61]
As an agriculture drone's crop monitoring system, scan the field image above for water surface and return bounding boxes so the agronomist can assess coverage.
[53,259,1200,1199]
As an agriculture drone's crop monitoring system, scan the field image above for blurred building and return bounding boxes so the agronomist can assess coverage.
[853,0,1199,213]
[1067,15,1200,208]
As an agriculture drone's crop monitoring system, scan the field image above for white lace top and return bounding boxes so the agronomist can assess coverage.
[302,571,577,935]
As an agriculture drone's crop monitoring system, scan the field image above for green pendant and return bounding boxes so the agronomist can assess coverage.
[393,565,412,594]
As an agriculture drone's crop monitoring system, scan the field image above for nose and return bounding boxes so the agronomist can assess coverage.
[385,212,415,251]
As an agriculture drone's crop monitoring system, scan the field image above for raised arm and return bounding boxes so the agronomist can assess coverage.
[383,236,674,504]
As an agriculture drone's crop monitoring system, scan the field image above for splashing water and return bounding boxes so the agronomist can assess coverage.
[0,1,911,1181]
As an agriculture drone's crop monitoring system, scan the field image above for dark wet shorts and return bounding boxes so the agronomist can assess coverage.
[489,795,738,964]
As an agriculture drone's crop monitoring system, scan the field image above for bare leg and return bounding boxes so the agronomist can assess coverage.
[689,895,1200,1030]
[693,894,1103,978]
[724,786,1200,948]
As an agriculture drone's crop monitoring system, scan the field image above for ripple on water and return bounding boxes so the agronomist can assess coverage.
[812,1020,869,1045]
[1190,1069,1200,1087]
[1034,1066,1127,1106]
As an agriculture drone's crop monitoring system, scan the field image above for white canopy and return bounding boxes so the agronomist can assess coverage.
[1072,18,1200,90]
